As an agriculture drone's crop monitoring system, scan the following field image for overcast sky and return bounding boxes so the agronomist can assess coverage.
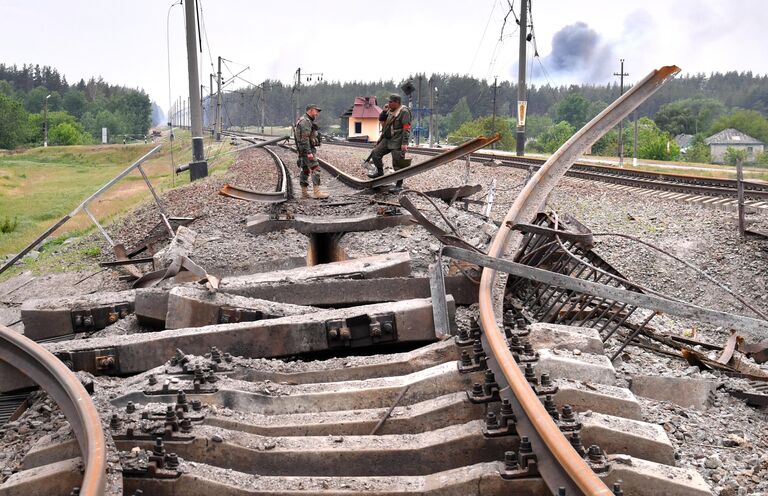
[2,0,766,114]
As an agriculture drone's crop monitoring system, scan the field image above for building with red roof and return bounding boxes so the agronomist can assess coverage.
[340,96,383,142]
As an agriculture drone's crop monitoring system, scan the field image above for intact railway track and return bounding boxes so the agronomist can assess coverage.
[0,66,740,495]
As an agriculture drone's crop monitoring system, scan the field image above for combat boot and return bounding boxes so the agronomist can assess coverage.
[312,185,329,199]
[367,168,384,179]
[301,186,311,198]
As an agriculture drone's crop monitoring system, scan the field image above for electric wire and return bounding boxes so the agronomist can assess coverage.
[166,0,183,186]
[468,0,498,74]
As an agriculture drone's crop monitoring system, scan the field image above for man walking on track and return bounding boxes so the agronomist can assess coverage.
[295,104,329,199]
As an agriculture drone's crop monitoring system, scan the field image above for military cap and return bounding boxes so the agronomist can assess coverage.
[306,104,322,111]
[388,94,402,103]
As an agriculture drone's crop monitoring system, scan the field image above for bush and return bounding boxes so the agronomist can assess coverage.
[724,146,748,165]
[0,216,18,233]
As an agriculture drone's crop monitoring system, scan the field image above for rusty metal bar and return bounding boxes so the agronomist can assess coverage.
[476,64,681,496]
[0,324,106,495]
[314,135,501,189]
[0,146,161,276]
[609,311,657,361]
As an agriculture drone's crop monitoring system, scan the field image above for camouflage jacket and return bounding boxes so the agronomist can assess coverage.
[295,113,319,156]
[382,105,412,149]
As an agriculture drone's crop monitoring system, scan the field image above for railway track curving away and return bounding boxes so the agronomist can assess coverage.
[2,65,764,496]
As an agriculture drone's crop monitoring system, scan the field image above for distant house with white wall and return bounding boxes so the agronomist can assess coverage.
[341,96,383,142]
[705,128,764,163]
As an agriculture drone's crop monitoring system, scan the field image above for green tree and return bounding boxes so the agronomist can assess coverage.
[442,97,472,136]
[62,89,87,119]
[754,150,768,167]
[27,111,80,144]
[552,93,591,129]
[49,122,92,145]
[524,114,553,140]
[591,129,618,156]
[448,116,515,149]
[654,97,725,136]
[113,91,152,135]
[684,134,712,163]
[24,87,61,113]
[0,93,30,148]
[709,110,768,144]
[724,146,748,165]
[530,121,575,153]
[628,117,680,161]
[81,110,126,141]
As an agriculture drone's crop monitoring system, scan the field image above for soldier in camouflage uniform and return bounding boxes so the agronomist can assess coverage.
[368,94,412,191]
[295,104,329,199]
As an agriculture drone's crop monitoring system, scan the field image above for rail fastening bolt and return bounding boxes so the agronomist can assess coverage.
[519,436,532,454]
[471,383,484,398]
[460,350,473,367]
[561,405,575,422]
[486,412,499,430]
[504,450,518,470]
[612,480,624,496]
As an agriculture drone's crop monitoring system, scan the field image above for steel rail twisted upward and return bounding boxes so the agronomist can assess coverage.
[313,135,501,189]
[0,324,106,495]
[477,65,680,495]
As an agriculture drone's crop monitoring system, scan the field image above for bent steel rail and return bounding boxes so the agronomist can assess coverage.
[314,135,501,189]
[0,324,106,495]
[478,65,680,495]
[219,138,291,203]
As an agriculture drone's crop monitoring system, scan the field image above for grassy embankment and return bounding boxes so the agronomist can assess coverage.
[0,131,235,278]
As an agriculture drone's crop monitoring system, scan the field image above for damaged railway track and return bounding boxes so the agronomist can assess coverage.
[1,65,766,496]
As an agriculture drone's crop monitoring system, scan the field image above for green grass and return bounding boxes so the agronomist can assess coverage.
[0,132,236,259]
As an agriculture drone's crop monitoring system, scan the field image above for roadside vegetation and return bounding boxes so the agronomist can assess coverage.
[0,131,234,263]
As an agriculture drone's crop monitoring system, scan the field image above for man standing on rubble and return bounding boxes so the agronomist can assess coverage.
[368,94,412,192]
[295,104,329,199]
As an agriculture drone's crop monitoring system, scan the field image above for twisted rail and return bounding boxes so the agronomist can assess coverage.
[477,65,680,495]
[0,324,106,495]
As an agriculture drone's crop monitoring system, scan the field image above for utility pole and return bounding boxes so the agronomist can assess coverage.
[633,114,639,166]
[492,76,498,150]
[296,67,301,123]
[428,77,435,147]
[44,94,51,147]
[260,82,266,134]
[209,74,214,135]
[515,0,529,156]
[736,158,746,237]
[184,0,207,179]
[613,59,629,167]
[216,56,222,141]
[416,75,423,146]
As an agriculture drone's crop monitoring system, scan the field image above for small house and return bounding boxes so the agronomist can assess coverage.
[341,96,383,142]
[674,134,694,154]
[705,128,764,163]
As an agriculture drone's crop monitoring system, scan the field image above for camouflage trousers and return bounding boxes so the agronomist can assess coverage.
[297,156,321,187]
[371,140,406,173]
